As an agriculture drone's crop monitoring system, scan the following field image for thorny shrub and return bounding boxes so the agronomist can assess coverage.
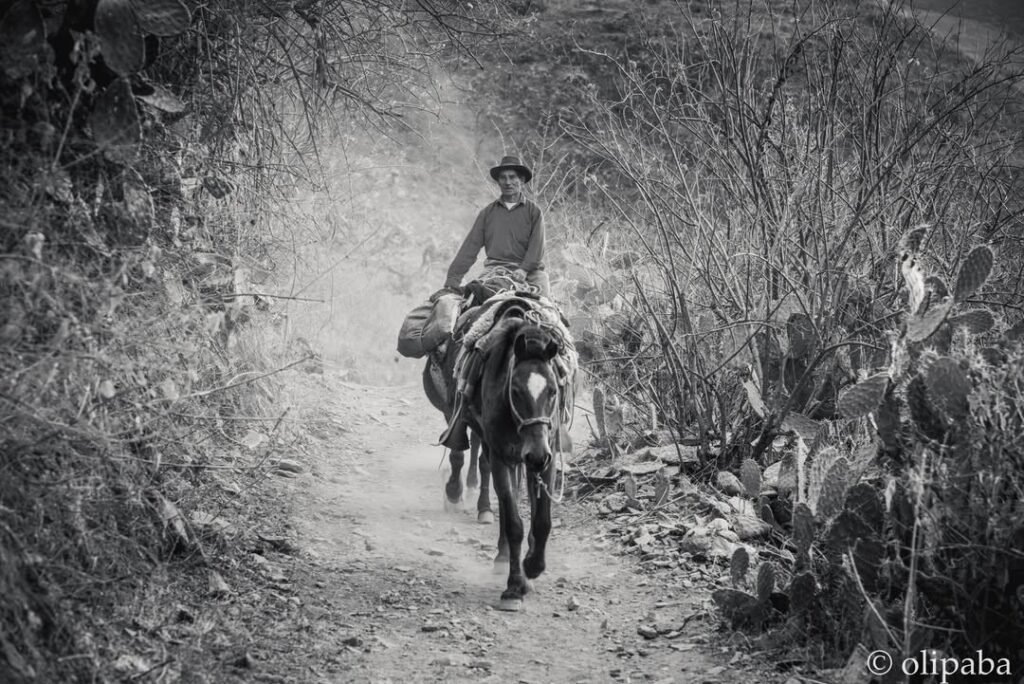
[559,0,1024,463]
[0,0,516,680]
[522,0,1024,674]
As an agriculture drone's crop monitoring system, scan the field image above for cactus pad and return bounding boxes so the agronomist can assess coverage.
[730,546,750,586]
[792,502,814,555]
[592,386,606,440]
[924,275,949,299]
[906,300,952,342]
[898,225,929,254]
[756,562,776,603]
[979,347,1006,366]
[875,390,900,451]
[824,510,873,559]
[953,245,993,303]
[95,0,146,76]
[776,452,798,496]
[781,411,820,441]
[852,537,885,592]
[788,572,817,613]
[131,0,191,36]
[88,78,141,149]
[837,373,889,419]
[907,375,946,440]
[759,501,776,525]
[948,309,995,335]
[1007,318,1024,342]
[742,377,768,419]
[816,457,851,520]
[843,483,884,535]
[739,459,762,497]
[925,356,971,421]
[711,588,761,626]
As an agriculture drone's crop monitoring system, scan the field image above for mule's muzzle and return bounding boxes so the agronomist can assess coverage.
[520,429,552,472]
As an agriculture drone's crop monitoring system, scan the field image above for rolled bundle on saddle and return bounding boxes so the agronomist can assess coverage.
[452,292,578,417]
[396,292,462,359]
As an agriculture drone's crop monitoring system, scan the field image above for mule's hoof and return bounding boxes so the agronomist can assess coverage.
[443,497,462,513]
[477,510,494,525]
[497,598,523,612]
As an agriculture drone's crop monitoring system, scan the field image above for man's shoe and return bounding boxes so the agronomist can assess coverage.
[440,421,470,451]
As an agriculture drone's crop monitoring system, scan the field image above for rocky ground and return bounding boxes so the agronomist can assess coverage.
[187,365,806,684]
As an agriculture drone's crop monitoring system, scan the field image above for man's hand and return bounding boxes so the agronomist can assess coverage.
[429,286,462,303]
[512,268,528,282]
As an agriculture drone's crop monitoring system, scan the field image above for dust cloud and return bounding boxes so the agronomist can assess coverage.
[266,73,508,385]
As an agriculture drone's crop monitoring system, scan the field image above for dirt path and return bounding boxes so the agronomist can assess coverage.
[271,372,762,684]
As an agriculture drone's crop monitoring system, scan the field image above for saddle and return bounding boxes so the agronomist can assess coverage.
[434,281,578,448]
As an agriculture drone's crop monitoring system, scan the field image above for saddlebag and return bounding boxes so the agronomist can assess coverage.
[396,293,462,358]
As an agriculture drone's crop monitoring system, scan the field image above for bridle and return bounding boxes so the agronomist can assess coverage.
[506,354,559,434]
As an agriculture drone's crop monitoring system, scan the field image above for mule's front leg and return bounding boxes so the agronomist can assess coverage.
[475,439,494,525]
[444,449,465,509]
[467,434,480,490]
[523,466,552,580]
[492,463,528,609]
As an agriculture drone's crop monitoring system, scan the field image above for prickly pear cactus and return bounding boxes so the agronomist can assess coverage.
[88,78,141,149]
[96,0,146,76]
[924,275,948,299]
[816,457,851,520]
[837,373,889,419]
[907,375,946,441]
[953,245,993,303]
[756,562,776,603]
[730,546,750,587]
[592,385,606,443]
[843,483,884,535]
[824,509,874,560]
[906,300,952,342]
[947,309,995,335]
[924,356,971,421]
[739,458,762,497]
[133,0,192,37]
[792,502,814,568]
[852,537,885,592]
[789,572,816,614]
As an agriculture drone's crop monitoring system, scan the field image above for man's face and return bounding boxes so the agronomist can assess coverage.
[496,170,523,199]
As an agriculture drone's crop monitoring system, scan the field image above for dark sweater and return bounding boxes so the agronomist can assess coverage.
[444,197,545,288]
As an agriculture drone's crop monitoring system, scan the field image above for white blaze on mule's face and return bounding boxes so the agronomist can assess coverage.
[527,372,548,403]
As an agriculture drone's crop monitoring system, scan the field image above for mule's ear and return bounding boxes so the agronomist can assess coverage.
[513,330,527,359]
[544,337,560,360]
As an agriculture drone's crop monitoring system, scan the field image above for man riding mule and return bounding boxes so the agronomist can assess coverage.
[397,154,551,506]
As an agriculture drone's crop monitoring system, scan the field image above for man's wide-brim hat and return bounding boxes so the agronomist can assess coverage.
[489,155,532,183]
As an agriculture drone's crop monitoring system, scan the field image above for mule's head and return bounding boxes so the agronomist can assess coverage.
[509,325,561,472]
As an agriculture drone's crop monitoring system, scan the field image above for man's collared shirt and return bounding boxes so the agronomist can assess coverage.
[444,196,545,288]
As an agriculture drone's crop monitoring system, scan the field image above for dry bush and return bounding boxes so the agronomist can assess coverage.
[559,0,1024,463]
[0,0,519,679]
[521,0,1024,671]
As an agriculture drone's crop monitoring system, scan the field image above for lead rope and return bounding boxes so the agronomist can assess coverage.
[507,354,566,505]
